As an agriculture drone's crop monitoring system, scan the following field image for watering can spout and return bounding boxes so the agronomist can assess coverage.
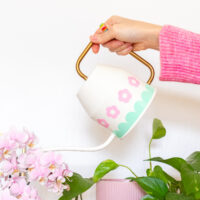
[43,134,115,152]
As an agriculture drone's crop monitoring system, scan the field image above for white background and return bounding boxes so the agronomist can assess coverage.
[0,0,200,199]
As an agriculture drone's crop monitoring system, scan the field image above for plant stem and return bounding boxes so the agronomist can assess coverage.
[75,196,78,200]
[80,194,83,200]
[119,164,138,178]
[149,138,153,171]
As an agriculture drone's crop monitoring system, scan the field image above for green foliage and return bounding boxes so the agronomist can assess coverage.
[93,159,119,183]
[59,118,200,200]
[149,157,200,197]
[150,166,179,193]
[141,195,159,200]
[149,118,166,172]
[129,177,168,199]
[180,163,200,196]
[148,157,189,172]
[152,119,166,139]
[187,151,200,172]
[194,191,200,199]
[59,173,94,200]
[165,193,195,200]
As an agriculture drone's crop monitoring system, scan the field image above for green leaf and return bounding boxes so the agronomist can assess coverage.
[149,158,200,196]
[180,163,200,196]
[93,159,119,183]
[151,166,179,192]
[148,157,189,171]
[152,166,177,184]
[146,168,152,176]
[59,173,94,200]
[165,193,195,200]
[141,194,159,200]
[194,191,200,199]
[132,177,168,200]
[152,119,166,139]
[187,151,200,172]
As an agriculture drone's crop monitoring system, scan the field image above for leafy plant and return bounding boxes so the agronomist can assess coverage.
[92,119,200,200]
[59,173,94,200]
[59,118,200,199]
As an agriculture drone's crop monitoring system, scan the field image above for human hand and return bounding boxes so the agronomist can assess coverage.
[90,16,162,55]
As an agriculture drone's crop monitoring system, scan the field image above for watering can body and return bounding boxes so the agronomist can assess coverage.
[45,42,156,152]
[77,64,156,139]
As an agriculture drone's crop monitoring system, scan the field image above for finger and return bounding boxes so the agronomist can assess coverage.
[116,46,133,56]
[90,24,115,44]
[90,23,110,43]
[132,43,147,51]
[103,40,124,50]
[90,36,100,53]
[105,15,122,25]
[115,43,132,52]
[90,23,110,45]
[92,44,100,54]
[94,26,104,34]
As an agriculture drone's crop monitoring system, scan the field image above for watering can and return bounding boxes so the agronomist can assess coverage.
[46,41,156,152]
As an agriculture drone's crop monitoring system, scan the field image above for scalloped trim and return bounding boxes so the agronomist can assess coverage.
[113,84,155,138]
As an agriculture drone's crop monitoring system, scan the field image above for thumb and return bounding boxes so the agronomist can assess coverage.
[90,24,115,44]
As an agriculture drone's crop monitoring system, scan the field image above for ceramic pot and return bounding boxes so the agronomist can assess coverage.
[96,179,145,200]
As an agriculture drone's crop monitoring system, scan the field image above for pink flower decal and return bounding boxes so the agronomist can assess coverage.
[118,89,132,103]
[106,106,120,119]
[97,119,109,128]
[128,76,140,87]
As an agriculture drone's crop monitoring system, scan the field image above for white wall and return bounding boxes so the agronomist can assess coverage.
[0,0,200,199]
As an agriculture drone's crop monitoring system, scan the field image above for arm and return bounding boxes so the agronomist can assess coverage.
[90,16,200,84]
[159,25,200,84]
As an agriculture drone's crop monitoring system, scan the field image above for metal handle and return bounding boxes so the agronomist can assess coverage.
[76,42,155,84]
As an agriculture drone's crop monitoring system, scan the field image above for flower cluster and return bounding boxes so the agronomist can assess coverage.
[0,128,73,200]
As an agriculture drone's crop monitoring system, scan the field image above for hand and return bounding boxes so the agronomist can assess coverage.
[90,16,162,55]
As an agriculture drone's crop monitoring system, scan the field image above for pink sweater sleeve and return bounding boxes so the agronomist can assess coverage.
[159,25,200,84]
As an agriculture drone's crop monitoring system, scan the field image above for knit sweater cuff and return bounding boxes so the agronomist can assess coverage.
[159,25,200,84]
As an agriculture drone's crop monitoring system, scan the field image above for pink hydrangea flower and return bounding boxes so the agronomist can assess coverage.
[0,128,72,197]
[46,179,69,194]
[118,89,132,103]
[10,177,41,200]
[40,151,62,170]
[63,163,73,177]
[10,178,27,197]
[22,186,41,200]
[7,129,29,148]
[29,165,50,184]
[0,160,13,176]
[106,106,120,119]
[19,150,41,169]
[97,119,109,128]
[0,155,19,176]
[0,138,16,158]
[0,189,17,200]
[128,76,140,87]
[47,167,66,193]
[24,129,38,148]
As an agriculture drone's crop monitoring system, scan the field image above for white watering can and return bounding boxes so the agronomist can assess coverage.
[46,41,156,152]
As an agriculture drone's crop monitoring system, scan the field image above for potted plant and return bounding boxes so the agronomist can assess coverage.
[60,119,200,200]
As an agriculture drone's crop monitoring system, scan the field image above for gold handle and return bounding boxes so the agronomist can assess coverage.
[76,42,155,84]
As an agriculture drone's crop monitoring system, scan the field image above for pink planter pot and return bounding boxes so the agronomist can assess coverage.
[96,179,145,200]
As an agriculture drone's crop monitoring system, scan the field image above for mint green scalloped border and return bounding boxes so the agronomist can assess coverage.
[113,84,155,138]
